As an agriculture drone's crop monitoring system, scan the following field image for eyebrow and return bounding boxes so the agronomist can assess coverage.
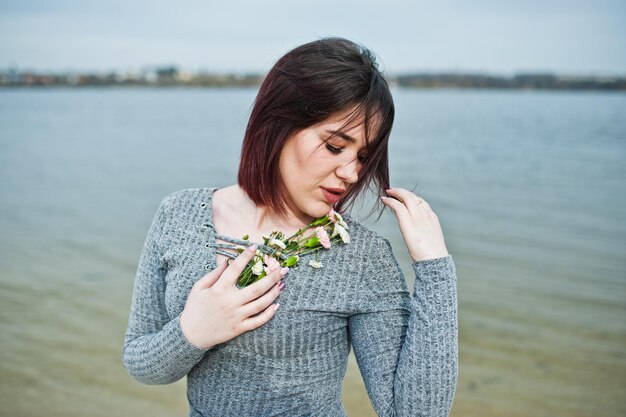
[325,129,357,143]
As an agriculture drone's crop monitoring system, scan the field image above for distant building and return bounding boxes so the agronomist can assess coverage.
[156,66,178,82]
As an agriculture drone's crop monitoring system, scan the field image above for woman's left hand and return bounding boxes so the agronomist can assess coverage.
[381,187,450,262]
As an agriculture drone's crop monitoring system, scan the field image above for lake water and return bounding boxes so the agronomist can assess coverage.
[0,88,624,417]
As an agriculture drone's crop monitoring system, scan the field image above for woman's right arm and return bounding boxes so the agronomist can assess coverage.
[122,195,288,385]
[122,197,211,385]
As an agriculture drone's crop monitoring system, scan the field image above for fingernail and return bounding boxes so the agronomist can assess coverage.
[248,244,258,252]
[278,281,285,290]
[280,267,289,276]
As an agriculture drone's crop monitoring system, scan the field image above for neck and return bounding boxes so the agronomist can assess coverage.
[237,186,315,234]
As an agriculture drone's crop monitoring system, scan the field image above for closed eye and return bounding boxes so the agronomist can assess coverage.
[325,144,342,154]
[325,144,366,163]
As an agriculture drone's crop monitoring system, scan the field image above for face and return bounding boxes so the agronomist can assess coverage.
[278,108,371,222]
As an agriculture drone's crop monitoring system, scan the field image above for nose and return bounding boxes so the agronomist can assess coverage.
[334,156,360,185]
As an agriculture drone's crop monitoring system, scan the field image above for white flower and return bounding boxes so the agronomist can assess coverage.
[251,258,264,275]
[269,238,286,249]
[308,259,323,269]
[331,223,350,244]
[334,212,349,230]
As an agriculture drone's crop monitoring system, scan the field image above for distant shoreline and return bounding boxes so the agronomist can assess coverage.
[1,68,625,91]
[2,86,626,93]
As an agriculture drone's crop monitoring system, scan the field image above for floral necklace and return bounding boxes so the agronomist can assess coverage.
[234,208,350,288]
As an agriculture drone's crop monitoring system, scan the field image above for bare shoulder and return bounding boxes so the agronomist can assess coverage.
[212,184,241,218]
[212,184,254,241]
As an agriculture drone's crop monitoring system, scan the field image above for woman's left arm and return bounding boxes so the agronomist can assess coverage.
[348,188,459,417]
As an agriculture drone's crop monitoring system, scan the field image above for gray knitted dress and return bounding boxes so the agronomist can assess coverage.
[122,187,458,417]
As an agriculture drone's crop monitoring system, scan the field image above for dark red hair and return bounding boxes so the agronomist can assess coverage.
[237,36,395,220]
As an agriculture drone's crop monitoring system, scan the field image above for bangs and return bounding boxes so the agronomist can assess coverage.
[325,81,394,171]
[331,74,395,211]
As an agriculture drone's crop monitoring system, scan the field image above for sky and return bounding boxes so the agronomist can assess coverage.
[1,0,625,76]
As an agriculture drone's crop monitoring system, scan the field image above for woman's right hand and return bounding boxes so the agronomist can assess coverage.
[179,244,288,350]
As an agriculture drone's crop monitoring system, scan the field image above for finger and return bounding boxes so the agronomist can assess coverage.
[416,196,431,208]
[385,188,429,215]
[240,302,280,332]
[238,266,288,303]
[385,187,422,208]
[381,194,410,218]
[215,244,260,289]
[381,194,415,231]
[240,280,282,318]
[194,259,229,290]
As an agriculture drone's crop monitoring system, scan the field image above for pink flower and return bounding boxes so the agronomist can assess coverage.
[315,226,331,249]
[328,208,348,229]
[328,208,337,223]
[263,254,281,275]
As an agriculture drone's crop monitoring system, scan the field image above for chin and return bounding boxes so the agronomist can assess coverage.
[318,203,334,216]
[303,203,329,220]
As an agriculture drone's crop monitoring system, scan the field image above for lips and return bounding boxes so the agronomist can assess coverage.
[321,187,344,204]
[323,187,346,194]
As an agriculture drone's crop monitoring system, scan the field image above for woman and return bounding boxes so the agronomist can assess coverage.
[122,37,458,417]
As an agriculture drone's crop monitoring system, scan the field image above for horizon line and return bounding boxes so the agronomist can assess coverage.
[2,65,625,78]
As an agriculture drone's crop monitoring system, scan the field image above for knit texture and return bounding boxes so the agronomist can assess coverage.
[122,187,458,417]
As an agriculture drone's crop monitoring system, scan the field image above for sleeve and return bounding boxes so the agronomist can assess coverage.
[122,196,212,385]
[348,237,458,417]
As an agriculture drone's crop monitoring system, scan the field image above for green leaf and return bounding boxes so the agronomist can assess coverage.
[237,269,249,287]
[309,216,329,227]
[304,236,321,248]
[283,255,299,267]
[285,241,299,252]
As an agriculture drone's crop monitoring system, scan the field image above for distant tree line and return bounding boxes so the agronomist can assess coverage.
[1,66,624,91]
[394,73,626,90]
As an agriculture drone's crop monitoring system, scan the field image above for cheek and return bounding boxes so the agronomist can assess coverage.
[280,144,315,182]
[294,142,329,172]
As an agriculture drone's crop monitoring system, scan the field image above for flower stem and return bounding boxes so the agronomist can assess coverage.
[296,236,343,257]
[285,225,309,242]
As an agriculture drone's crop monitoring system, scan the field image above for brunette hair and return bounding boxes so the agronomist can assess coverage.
[237,36,394,220]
